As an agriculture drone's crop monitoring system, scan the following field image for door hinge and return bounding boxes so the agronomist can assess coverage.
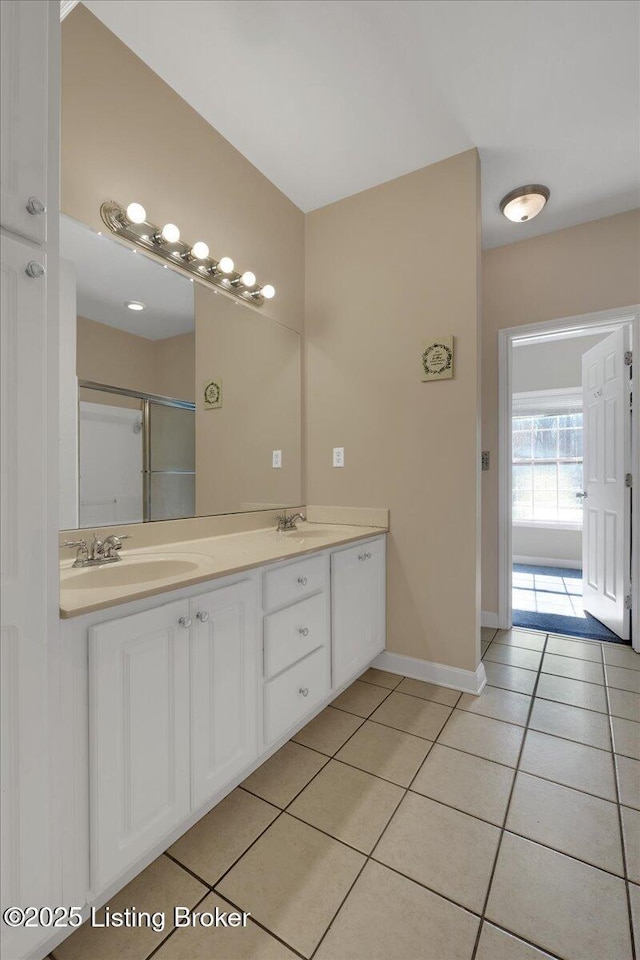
[624,594,633,611]
[625,473,633,487]
[624,350,632,367]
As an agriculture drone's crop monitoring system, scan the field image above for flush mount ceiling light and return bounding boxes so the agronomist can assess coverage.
[100,200,274,307]
[500,184,550,223]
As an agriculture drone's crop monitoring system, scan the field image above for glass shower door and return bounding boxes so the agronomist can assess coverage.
[147,402,195,520]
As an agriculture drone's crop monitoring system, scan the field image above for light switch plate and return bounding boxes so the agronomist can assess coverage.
[333,447,345,468]
[272,450,282,468]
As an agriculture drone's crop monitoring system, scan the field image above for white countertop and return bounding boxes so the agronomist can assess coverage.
[59,522,387,618]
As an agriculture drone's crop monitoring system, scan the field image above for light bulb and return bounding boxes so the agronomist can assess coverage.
[241,271,256,287]
[125,300,145,311]
[126,202,146,224]
[161,223,180,243]
[218,256,234,274]
[261,284,275,299]
[191,241,209,260]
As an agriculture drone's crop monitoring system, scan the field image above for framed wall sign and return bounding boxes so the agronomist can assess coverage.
[421,337,454,381]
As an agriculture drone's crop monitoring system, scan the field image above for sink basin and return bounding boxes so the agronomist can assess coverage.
[63,556,202,590]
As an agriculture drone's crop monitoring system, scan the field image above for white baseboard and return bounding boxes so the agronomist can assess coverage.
[514,555,581,570]
[372,651,487,696]
[481,611,499,628]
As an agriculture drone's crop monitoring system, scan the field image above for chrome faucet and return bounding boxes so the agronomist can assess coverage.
[61,532,131,567]
[276,511,307,533]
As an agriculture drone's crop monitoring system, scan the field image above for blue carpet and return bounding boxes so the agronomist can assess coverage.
[512,564,625,644]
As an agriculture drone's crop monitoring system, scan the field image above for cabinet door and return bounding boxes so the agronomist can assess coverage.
[0,1,49,243]
[190,580,258,809]
[89,600,191,890]
[331,538,386,688]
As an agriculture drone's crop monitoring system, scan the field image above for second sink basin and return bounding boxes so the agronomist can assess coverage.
[63,556,203,590]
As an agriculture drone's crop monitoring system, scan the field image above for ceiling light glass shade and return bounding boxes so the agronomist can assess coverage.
[241,271,256,287]
[261,284,275,299]
[218,256,234,273]
[125,202,146,224]
[500,185,550,222]
[191,241,209,259]
[161,222,180,243]
[125,300,145,311]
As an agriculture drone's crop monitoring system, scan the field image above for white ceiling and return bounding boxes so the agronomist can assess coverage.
[78,0,639,248]
[60,215,194,340]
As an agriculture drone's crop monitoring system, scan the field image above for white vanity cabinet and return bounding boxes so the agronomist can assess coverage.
[331,537,386,688]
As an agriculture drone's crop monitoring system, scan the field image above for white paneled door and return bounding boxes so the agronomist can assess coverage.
[581,328,632,640]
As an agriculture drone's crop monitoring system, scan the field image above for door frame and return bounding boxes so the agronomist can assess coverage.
[497,305,640,649]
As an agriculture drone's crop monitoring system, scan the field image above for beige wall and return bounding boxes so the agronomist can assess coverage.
[61,6,304,334]
[305,149,482,671]
[482,209,640,615]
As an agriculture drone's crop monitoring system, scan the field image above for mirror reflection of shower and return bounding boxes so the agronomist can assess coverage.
[79,383,195,526]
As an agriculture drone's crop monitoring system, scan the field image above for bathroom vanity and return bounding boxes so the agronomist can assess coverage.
[58,521,387,906]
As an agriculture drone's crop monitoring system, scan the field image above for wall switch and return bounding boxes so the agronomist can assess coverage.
[333,447,345,468]
[272,450,282,468]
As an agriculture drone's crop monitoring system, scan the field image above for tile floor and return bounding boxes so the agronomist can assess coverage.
[52,632,640,960]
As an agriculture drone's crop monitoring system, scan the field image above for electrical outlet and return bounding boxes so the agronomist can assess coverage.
[481,451,490,471]
[272,450,282,468]
[333,447,345,468]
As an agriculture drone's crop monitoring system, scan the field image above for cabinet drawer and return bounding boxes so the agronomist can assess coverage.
[263,554,326,611]
[264,647,330,745]
[264,593,328,679]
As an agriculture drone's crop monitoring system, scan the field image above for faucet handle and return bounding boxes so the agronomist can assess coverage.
[61,539,87,549]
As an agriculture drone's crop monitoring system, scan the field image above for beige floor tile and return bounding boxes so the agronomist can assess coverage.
[630,883,640,954]
[438,710,524,767]
[241,742,328,808]
[315,860,479,960]
[482,660,537,695]
[369,691,452,740]
[359,667,402,689]
[217,814,365,958]
[608,688,640,723]
[331,680,390,718]
[476,922,557,959]
[335,720,432,786]
[616,754,640,810]
[486,833,632,960]
[546,635,602,662]
[481,626,498,642]
[536,673,608,713]
[622,805,640,884]
[53,856,206,960]
[542,652,605,685]
[168,789,279,885]
[292,706,364,755]
[493,629,546,651]
[603,645,640,672]
[529,698,611,750]
[373,792,500,913]
[411,743,514,826]
[607,665,640,694]
[288,759,403,853]
[611,716,640,760]
[395,677,461,707]
[152,892,297,959]
[459,685,531,726]
[506,772,624,875]
[483,644,542,670]
[520,730,617,801]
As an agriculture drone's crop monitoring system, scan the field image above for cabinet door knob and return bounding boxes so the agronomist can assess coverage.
[25,261,45,279]
[366,551,372,559]
[299,686,309,697]
[297,576,308,585]
[298,627,309,637]
[26,196,46,216]
[358,553,367,561]
[178,615,192,629]
[196,611,209,622]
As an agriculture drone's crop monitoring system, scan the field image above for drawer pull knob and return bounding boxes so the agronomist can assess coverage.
[196,611,209,622]
[26,196,46,216]
[178,616,192,629]
[25,260,45,279]
[299,627,309,637]
[297,576,308,585]
[299,686,309,697]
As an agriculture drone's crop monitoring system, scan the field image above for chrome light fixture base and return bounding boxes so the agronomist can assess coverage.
[100,200,270,306]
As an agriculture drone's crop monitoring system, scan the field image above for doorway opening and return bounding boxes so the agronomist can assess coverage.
[497,307,639,650]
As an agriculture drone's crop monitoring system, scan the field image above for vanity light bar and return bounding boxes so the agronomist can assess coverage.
[99,201,276,306]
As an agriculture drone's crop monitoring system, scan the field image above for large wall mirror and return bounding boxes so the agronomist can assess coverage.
[60,215,302,529]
